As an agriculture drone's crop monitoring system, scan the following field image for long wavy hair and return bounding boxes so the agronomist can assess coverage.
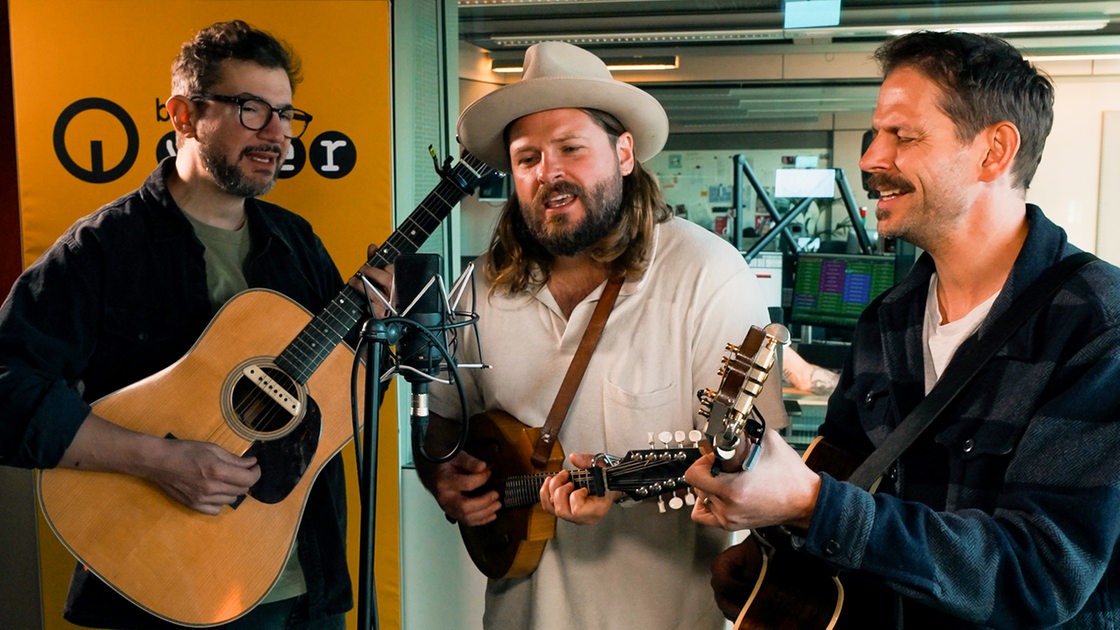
[486,109,672,295]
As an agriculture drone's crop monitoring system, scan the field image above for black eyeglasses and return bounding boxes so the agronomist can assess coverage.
[191,93,313,140]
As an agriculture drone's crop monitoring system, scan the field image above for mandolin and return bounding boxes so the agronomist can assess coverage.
[458,409,707,579]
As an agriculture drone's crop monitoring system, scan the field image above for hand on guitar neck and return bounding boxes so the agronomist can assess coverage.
[347,242,395,319]
[685,427,820,532]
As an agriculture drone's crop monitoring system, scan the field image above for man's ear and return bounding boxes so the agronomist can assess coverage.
[616,131,636,177]
[165,96,197,137]
[979,121,1020,183]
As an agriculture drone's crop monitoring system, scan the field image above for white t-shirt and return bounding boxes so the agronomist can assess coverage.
[922,273,999,392]
[429,217,785,630]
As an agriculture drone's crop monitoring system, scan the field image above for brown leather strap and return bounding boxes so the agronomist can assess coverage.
[531,274,624,468]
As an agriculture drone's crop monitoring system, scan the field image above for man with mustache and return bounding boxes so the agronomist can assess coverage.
[415,42,785,629]
[0,20,391,629]
[686,31,1120,628]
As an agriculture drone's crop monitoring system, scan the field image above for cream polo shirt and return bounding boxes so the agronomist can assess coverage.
[429,217,785,630]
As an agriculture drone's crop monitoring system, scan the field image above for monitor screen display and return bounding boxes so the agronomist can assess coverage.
[789,253,897,329]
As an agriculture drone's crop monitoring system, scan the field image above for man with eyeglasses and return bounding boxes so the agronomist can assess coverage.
[0,19,388,629]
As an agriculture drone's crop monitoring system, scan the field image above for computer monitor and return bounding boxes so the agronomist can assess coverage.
[789,252,897,329]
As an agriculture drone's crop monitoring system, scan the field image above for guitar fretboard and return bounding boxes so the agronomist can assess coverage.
[274,152,492,383]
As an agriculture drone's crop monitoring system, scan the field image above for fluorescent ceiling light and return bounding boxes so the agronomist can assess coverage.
[492,54,679,73]
[488,17,1109,48]
[879,19,1110,36]
[490,29,785,47]
[1025,53,1120,62]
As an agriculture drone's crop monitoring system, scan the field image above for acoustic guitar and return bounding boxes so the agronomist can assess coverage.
[36,151,493,626]
[458,409,707,579]
[728,436,865,630]
[697,323,873,629]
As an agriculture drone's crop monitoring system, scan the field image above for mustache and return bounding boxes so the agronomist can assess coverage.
[241,144,284,158]
[533,180,584,205]
[865,173,915,195]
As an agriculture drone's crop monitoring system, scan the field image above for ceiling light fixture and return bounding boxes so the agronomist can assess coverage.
[490,29,785,48]
[878,18,1109,37]
[1024,53,1120,62]
[488,17,1110,48]
[491,54,680,73]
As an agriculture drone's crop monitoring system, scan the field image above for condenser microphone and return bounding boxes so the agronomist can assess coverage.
[394,253,448,430]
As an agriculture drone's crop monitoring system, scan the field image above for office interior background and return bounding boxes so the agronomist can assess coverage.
[3,1,1120,628]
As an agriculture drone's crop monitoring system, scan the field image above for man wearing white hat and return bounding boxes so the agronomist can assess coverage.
[418,41,785,629]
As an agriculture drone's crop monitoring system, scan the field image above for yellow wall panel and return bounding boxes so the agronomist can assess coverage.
[8,1,398,628]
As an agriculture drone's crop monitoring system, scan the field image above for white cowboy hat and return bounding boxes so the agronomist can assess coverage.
[457,41,669,173]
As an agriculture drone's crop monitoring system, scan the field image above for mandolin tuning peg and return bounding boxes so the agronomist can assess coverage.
[684,489,696,506]
[657,431,673,447]
[688,429,703,445]
[668,495,684,510]
[674,430,686,446]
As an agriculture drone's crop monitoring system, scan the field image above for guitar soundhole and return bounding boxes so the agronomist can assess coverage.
[222,358,306,441]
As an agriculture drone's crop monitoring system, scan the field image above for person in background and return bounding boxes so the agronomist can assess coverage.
[415,41,786,630]
[782,346,840,395]
[0,20,391,629]
[686,30,1120,628]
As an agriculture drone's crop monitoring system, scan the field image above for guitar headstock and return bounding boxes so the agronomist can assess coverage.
[697,323,790,473]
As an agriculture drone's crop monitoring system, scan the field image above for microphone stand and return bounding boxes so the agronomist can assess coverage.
[352,262,481,630]
[357,317,391,630]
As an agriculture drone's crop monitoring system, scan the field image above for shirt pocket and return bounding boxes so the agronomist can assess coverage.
[601,378,682,455]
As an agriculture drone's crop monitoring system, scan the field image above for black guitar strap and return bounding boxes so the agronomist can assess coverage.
[846,251,1098,490]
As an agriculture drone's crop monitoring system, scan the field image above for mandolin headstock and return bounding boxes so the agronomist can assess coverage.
[599,429,711,512]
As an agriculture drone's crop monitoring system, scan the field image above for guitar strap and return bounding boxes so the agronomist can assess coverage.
[846,251,1098,490]
[531,274,625,469]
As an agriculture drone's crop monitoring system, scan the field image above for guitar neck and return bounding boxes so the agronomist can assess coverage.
[274,152,492,383]
[503,470,604,509]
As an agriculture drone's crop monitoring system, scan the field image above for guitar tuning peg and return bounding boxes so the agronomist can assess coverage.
[657,431,673,447]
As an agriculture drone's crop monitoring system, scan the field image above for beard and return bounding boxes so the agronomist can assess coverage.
[519,171,624,257]
[870,171,968,252]
[200,142,282,198]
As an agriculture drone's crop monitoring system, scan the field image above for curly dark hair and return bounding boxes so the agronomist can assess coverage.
[171,20,302,97]
[873,30,1054,191]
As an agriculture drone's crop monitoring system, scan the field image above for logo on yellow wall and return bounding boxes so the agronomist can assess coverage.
[54,96,357,184]
[53,98,140,184]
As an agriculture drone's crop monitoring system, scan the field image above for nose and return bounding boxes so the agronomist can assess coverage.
[534,151,564,184]
[258,110,287,141]
[859,132,889,173]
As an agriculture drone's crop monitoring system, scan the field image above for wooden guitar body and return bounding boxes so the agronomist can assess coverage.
[37,290,364,626]
[733,437,867,630]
